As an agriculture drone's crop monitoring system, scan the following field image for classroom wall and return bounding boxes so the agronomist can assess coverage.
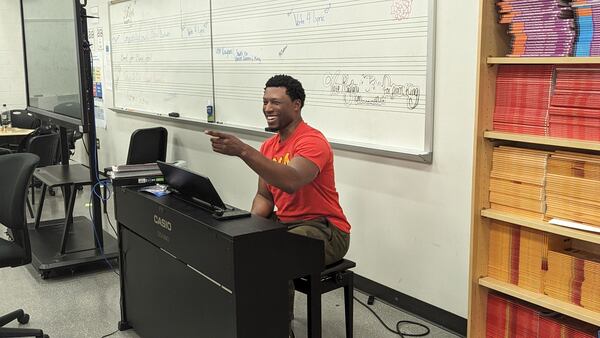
[3,0,479,318]
[0,0,26,110]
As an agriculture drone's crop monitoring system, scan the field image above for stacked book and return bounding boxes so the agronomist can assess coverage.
[497,0,575,57]
[107,163,163,185]
[494,65,553,135]
[549,66,600,141]
[545,247,600,312]
[486,293,538,337]
[572,0,600,56]
[486,293,600,338]
[489,146,550,219]
[488,220,551,292]
[539,315,600,338]
[546,151,600,229]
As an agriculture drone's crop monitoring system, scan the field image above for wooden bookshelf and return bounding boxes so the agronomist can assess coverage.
[481,209,600,245]
[479,277,600,327]
[484,131,600,152]
[487,56,600,64]
[468,1,600,337]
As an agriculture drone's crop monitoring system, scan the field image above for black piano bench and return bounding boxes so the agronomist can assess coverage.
[294,258,356,338]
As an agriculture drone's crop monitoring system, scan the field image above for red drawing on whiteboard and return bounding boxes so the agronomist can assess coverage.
[391,0,413,21]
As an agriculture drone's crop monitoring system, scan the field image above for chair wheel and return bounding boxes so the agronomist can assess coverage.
[17,313,30,324]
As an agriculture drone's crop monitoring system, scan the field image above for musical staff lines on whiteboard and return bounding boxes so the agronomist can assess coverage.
[108,0,435,153]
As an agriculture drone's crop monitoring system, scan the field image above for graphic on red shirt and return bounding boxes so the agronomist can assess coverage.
[260,121,351,233]
[272,153,291,165]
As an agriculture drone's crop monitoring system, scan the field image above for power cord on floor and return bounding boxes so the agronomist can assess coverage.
[354,295,431,337]
[100,329,118,338]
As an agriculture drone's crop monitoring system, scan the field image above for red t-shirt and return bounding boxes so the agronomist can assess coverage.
[259,121,351,233]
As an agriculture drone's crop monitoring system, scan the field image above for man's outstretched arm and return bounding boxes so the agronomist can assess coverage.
[205,130,318,194]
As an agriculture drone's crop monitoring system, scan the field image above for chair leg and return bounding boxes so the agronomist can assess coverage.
[26,197,34,219]
[31,180,35,205]
[0,310,47,337]
[0,309,22,326]
[34,184,47,229]
[344,272,354,338]
[0,327,47,338]
[31,179,35,204]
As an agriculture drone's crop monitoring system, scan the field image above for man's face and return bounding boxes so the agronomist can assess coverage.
[262,86,300,131]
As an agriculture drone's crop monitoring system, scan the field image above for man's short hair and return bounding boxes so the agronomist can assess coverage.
[265,74,306,108]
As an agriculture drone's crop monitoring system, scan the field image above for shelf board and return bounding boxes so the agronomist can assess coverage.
[487,56,600,64]
[479,277,600,326]
[484,131,600,152]
[481,209,600,245]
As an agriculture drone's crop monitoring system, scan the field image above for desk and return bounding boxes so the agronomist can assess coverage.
[28,164,118,278]
[115,186,325,338]
[0,127,33,148]
[0,127,34,136]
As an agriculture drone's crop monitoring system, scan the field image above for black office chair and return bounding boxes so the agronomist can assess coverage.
[126,127,168,165]
[0,153,49,338]
[102,127,168,213]
[24,133,60,218]
[9,110,41,130]
[294,259,356,338]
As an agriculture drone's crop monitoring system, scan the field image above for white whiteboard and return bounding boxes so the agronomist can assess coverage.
[109,0,435,161]
[110,0,213,115]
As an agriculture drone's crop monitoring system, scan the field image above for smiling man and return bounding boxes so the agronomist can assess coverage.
[205,74,351,336]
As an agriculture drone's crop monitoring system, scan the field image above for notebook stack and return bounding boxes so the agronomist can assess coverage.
[545,248,600,312]
[539,315,600,338]
[106,162,163,186]
[486,293,600,338]
[549,66,600,141]
[572,0,600,56]
[486,293,538,337]
[497,0,575,57]
[488,220,550,293]
[545,151,600,228]
[493,65,553,135]
[489,146,550,219]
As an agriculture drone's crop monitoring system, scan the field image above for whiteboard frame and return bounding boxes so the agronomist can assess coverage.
[112,107,433,162]
[109,0,436,163]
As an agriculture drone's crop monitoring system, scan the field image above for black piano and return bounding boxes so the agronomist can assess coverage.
[115,186,324,338]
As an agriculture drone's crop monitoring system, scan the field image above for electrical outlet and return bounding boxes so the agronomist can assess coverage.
[96,138,100,149]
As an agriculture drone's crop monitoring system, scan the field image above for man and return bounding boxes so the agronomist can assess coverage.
[205,74,350,337]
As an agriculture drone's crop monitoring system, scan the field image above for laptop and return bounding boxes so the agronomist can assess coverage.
[156,161,250,220]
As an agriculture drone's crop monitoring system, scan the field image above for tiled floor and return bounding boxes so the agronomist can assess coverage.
[0,185,463,338]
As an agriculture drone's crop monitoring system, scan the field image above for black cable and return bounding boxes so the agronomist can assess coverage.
[100,329,118,338]
[354,296,431,337]
[102,188,119,238]
[88,182,119,277]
